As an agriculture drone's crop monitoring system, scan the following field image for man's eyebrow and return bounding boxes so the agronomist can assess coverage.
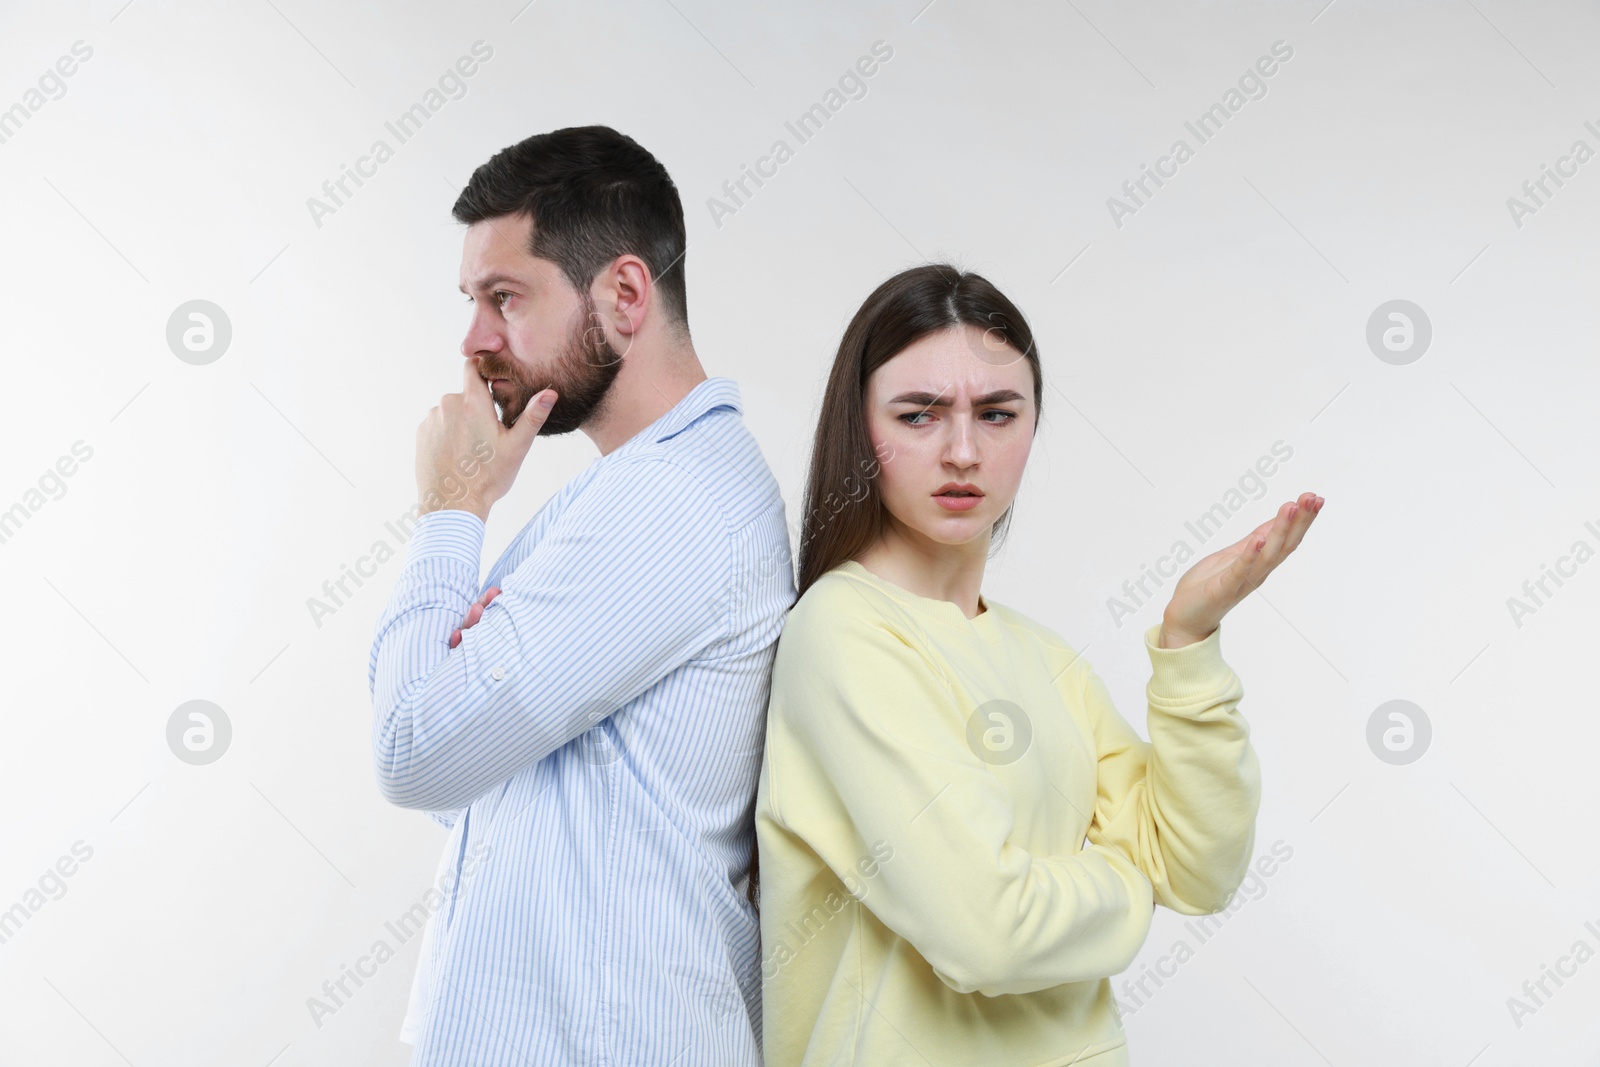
[886,389,1027,407]
[458,272,527,295]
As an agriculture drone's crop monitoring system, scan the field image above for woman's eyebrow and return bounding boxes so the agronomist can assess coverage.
[887,389,1026,406]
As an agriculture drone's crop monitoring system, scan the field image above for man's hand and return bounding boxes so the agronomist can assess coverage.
[415,357,557,521]
[450,586,500,649]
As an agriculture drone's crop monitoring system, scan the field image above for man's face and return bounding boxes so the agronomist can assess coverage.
[457,212,623,435]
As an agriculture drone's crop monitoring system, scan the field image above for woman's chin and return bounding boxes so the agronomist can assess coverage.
[906,519,990,547]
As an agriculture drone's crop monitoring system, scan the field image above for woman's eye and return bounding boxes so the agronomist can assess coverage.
[898,410,1015,426]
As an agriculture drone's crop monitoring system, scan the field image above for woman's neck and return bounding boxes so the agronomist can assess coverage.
[854,536,989,619]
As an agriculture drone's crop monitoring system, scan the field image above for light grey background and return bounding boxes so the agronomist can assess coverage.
[2,0,1596,1064]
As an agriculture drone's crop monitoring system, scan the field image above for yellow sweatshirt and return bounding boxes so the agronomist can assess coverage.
[754,560,1261,1066]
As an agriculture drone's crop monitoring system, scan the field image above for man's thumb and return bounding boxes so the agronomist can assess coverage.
[513,390,557,441]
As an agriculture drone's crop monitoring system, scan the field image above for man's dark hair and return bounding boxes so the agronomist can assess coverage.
[452,125,690,337]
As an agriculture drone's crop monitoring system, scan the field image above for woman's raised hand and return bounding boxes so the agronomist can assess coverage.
[1160,492,1323,648]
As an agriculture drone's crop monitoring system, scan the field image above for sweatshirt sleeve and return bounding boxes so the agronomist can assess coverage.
[768,594,1155,998]
[1077,621,1262,915]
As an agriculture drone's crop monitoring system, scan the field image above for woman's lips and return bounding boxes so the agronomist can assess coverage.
[934,492,983,512]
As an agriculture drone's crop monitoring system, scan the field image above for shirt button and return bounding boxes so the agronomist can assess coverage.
[491,666,506,681]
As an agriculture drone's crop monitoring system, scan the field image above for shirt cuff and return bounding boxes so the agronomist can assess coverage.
[1142,620,1230,700]
[405,508,487,570]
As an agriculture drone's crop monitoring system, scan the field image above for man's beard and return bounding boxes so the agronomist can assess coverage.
[481,295,624,435]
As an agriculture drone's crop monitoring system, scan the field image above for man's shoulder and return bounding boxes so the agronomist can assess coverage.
[558,453,731,539]
[613,414,783,529]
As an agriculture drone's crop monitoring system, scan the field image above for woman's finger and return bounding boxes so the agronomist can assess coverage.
[1234,502,1296,593]
[1278,494,1322,556]
[1240,494,1321,590]
[1255,499,1303,565]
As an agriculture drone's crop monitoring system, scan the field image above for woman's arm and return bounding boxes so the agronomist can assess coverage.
[1077,493,1319,912]
[1075,622,1262,914]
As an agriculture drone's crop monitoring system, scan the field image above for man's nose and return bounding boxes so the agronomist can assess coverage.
[461,315,503,358]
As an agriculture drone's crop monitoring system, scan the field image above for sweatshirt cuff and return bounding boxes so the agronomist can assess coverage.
[1142,621,1230,700]
[405,507,487,570]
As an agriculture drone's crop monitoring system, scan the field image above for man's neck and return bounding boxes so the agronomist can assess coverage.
[584,345,708,456]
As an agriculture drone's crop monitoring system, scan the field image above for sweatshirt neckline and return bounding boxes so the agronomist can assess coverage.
[836,559,997,626]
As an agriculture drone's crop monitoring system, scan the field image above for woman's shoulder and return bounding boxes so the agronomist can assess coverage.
[782,566,1076,662]
[777,564,966,672]
[981,600,1098,683]
[985,599,1068,643]
[766,568,933,728]
[781,564,897,643]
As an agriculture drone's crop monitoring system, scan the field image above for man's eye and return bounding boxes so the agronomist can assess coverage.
[494,291,511,308]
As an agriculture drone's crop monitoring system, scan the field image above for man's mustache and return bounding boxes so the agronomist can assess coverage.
[478,365,541,388]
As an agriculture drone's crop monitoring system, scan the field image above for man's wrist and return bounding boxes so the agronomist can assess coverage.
[418,493,490,523]
[405,505,487,571]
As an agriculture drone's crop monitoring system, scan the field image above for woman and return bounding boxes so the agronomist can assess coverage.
[751,264,1320,1065]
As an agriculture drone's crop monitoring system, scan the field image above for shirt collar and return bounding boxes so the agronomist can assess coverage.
[635,376,743,446]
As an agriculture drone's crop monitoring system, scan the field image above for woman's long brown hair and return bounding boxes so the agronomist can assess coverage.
[746,263,1044,911]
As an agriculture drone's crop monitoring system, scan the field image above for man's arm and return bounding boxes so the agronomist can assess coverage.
[368,456,731,812]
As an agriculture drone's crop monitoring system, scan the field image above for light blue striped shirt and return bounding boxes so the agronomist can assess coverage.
[369,376,795,1066]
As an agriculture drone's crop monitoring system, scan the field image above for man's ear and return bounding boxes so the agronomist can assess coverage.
[597,254,651,338]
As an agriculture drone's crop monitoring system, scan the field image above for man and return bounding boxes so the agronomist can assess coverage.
[368,125,794,1066]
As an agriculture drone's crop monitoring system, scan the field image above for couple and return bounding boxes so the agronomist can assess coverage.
[368,125,1320,1067]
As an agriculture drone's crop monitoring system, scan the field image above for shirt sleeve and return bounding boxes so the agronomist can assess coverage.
[1077,622,1262,915]
[767,591,1155,998]
[369,456,731,812]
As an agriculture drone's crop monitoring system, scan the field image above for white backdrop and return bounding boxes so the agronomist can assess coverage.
[2,0,1597,1064]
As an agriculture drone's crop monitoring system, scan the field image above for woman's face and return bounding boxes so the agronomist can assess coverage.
[864,324,1037,553]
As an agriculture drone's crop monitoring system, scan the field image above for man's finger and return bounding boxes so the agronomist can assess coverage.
[509,390,557,446]
[463,356,492,407]
[457,587,502,641]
